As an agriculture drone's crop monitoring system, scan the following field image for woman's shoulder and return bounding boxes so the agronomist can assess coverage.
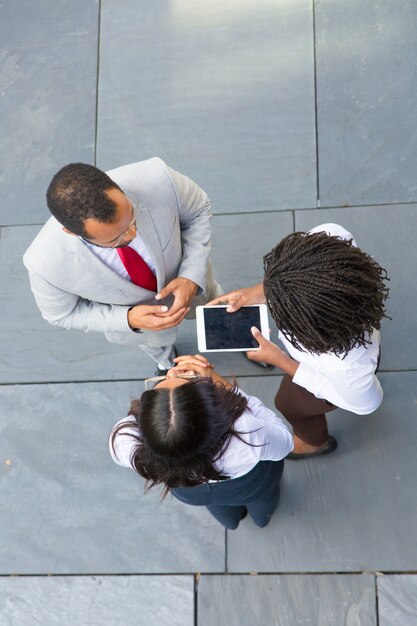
[285,328,380,371]
[109,416,140,468]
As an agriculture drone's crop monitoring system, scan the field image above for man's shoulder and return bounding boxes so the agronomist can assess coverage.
[106,157,169,188]
[106,157,181,209]
[23,216,74,271]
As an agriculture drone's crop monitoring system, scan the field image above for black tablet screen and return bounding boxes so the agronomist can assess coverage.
[204,307,261,350]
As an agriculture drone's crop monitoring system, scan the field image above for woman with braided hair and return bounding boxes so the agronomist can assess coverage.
[209,223,390,459]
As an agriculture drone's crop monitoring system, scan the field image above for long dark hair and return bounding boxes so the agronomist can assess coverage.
[111,378,250,497]
[263,231,390,356]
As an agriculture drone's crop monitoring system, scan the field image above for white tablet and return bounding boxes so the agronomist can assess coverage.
[196,304,270,352]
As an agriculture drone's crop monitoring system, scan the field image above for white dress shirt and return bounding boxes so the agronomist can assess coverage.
[278,223,383,414]
[83,231,156,281]
[109,388,294,480]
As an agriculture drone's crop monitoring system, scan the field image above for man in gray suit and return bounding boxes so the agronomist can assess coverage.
[23,157,221,372]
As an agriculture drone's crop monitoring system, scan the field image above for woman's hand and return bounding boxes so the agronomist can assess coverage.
[169,354,213,378]
[170,354,232,388]
[171,354,212,372]
[207,283,265,312]
[248,327,299,377]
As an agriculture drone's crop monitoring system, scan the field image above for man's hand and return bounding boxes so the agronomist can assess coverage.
[155,277,198,315]
[248,327,299,377]
[127,304,189,331]
[207,283,265,312]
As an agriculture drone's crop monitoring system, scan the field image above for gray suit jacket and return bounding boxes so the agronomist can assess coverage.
[23,157,215,347]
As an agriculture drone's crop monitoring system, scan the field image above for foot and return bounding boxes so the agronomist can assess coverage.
[287,434,338,460]
[292,435,327,455]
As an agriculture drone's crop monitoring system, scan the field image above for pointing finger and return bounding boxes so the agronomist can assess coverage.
[251,326,263,339]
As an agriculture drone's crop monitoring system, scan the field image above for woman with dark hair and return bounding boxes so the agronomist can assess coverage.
[209,224,390,460]
[110,354,293,530]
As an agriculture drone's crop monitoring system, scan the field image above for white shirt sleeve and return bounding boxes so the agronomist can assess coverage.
[236,389,294,461]
[109,416,140,468]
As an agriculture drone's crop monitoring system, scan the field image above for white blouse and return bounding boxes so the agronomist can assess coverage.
[109,388,294,481]
[279,223,383,414]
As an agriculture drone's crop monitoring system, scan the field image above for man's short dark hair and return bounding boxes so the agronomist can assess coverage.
[263,231,390,356]
[46,163,122,237]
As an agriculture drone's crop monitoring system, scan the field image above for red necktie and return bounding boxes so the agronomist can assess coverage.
[117,246,157,292]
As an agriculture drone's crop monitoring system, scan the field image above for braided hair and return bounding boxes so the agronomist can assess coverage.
[263,231,390,356]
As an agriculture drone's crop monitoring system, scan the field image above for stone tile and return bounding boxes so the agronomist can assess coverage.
[97,0,316,212]
[294,205,417,370]
[211,212,293,293]
[0,381,224,573]
[315,0,417,207]
[198,574,376,626]
[0,0,98,226]
[2,212,293,384]
[228,372,417,572]
[377,575,417,626]
[231,375,283,413]
[0,575,193,626]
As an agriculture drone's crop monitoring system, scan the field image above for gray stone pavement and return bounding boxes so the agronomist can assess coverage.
[1,1,416,624]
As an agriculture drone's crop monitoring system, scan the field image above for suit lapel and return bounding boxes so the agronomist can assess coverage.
[135,205,166,290]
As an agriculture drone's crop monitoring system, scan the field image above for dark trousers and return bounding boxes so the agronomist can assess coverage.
[275,375,337,446]
[172,460,284,530]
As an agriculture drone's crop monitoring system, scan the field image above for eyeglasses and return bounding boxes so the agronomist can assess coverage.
[80,205,139,249]
[144,374,200,390]
[109,206,139,248]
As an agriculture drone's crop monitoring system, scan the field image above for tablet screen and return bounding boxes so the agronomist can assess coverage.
[203,306,261,350]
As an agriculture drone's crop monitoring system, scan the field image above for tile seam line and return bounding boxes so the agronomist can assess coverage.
[3,198,417,229]
[375,573,380,626]
[1,209,293,228]
[0,369,410,387]
[2,570,416,577]
[312,0,320,207]
[0,376,278,387]
[93,0,101,166]
[194,574,198,626]
[300,200,417,210]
